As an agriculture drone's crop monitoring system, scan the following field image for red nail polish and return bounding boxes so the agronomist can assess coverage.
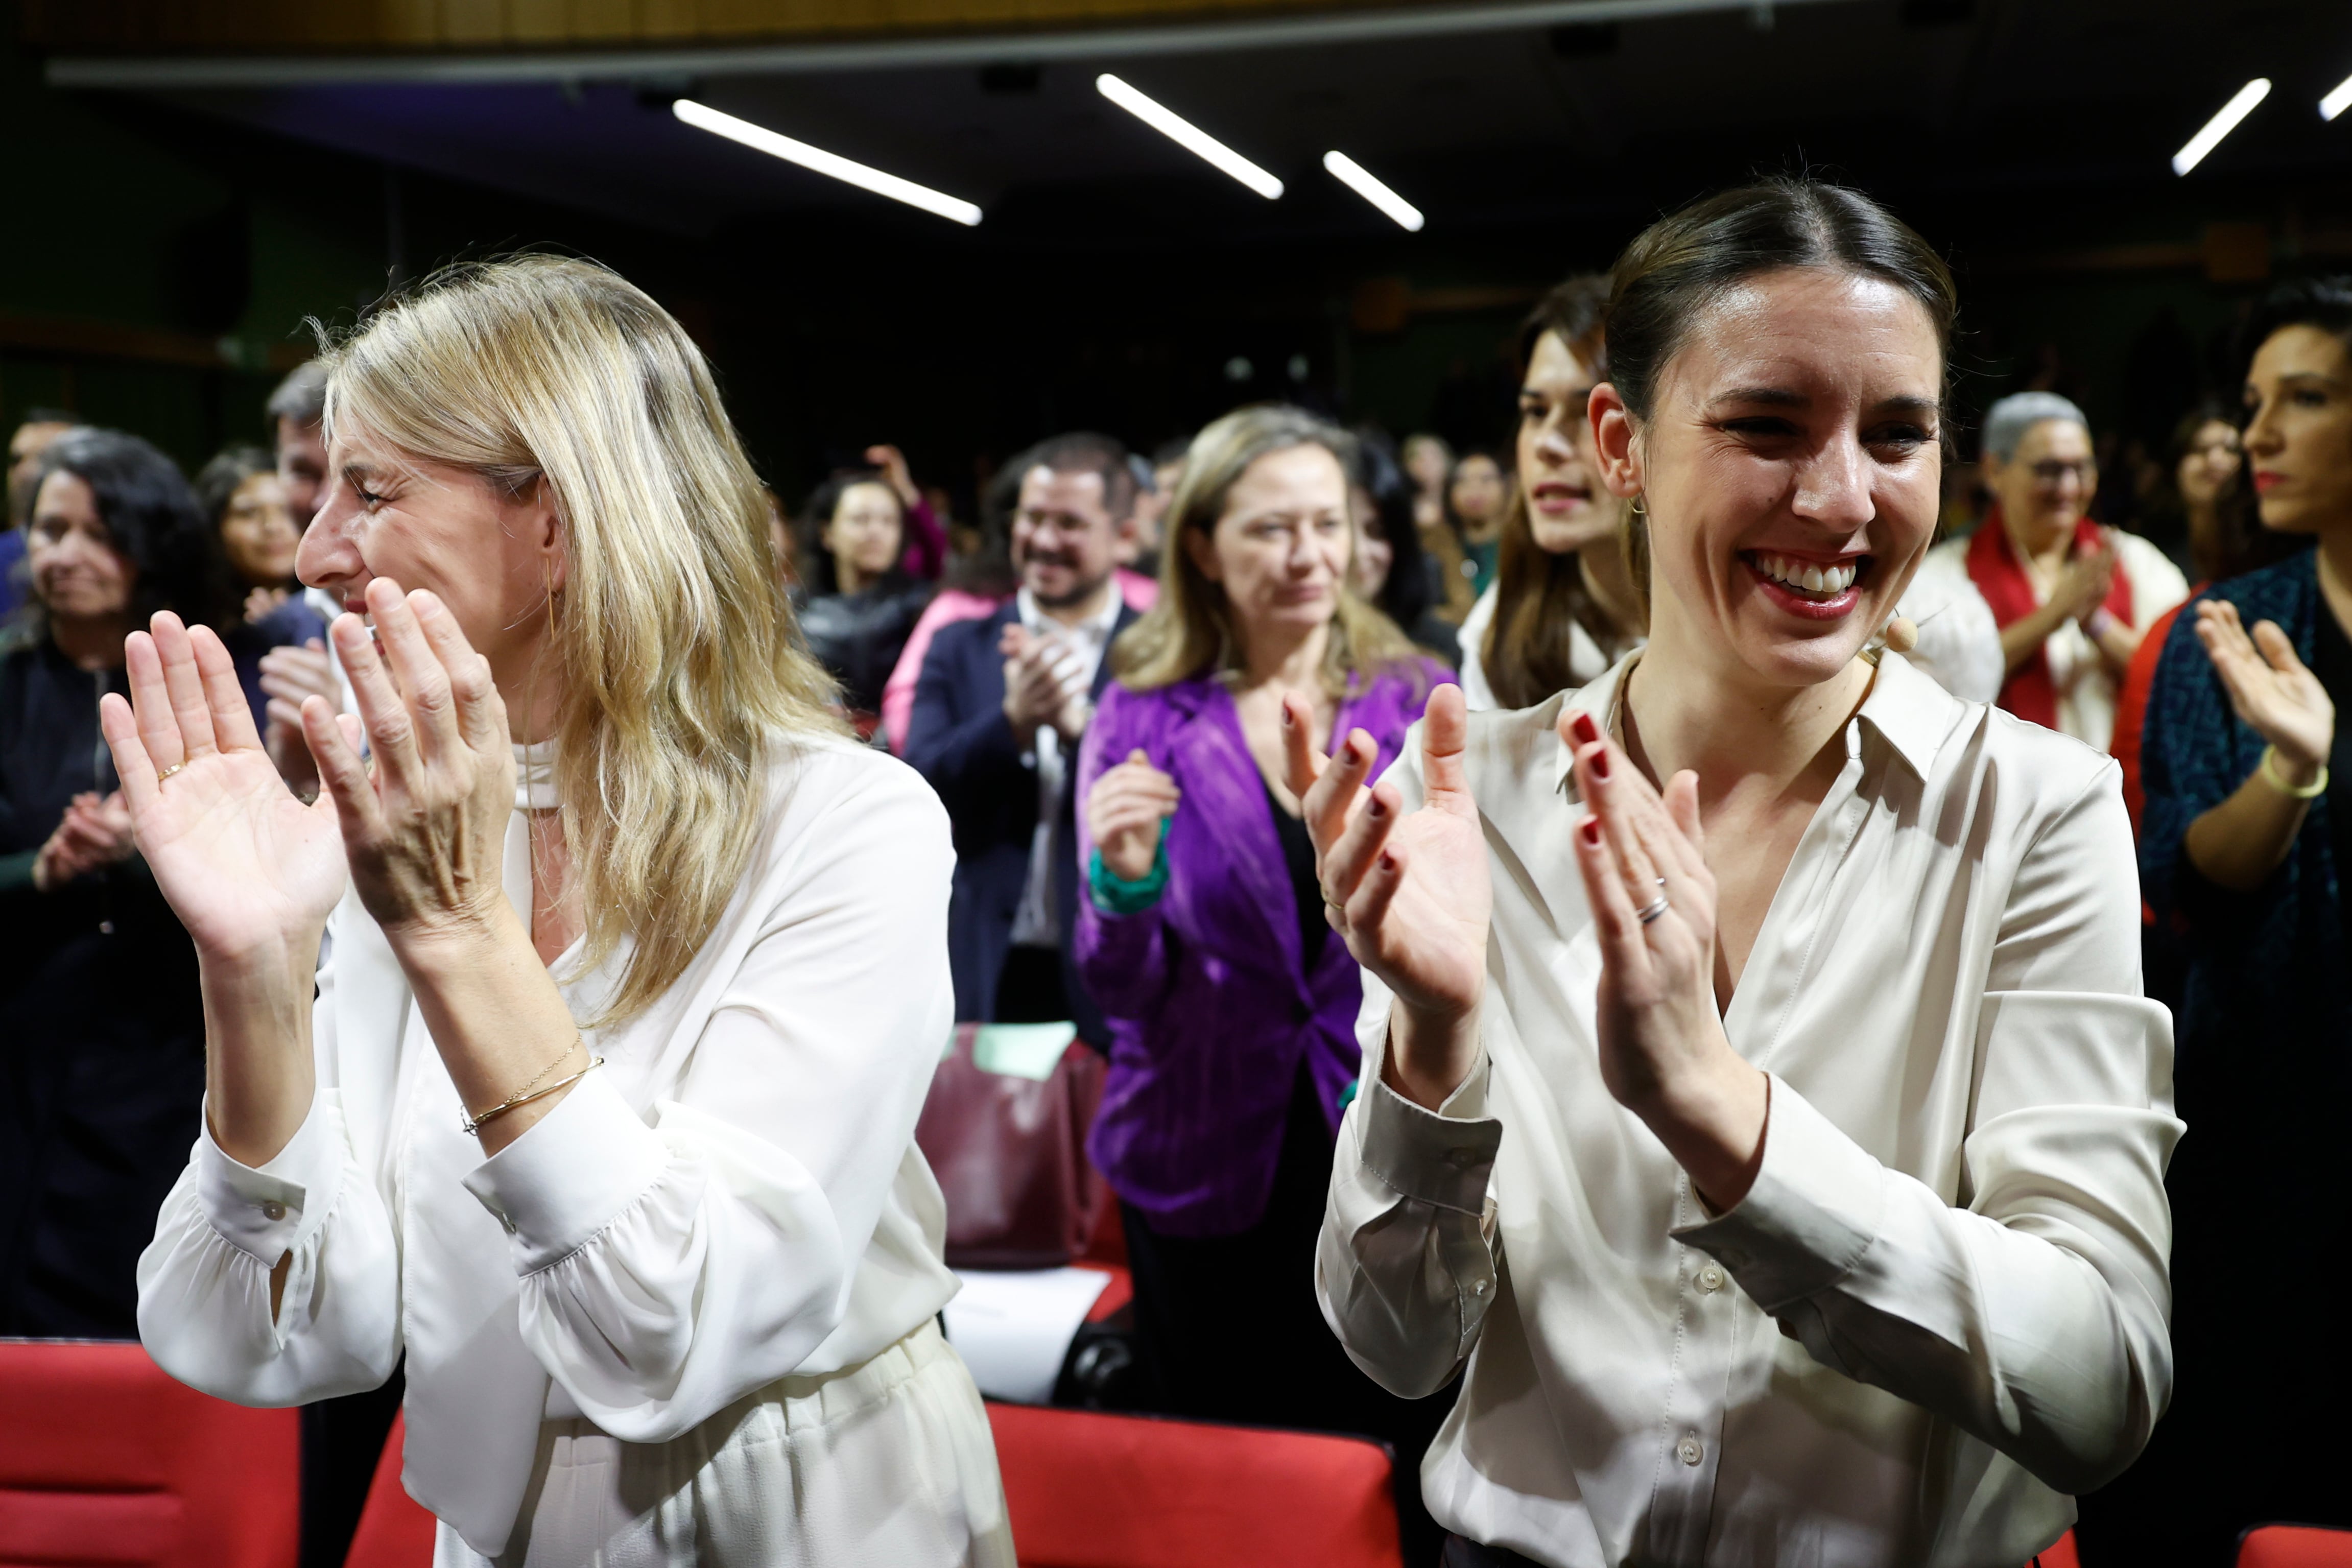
[1591,748,1610,781]
[1367,795,1386,819]
[1571,711,1600,746]
[1580,818,1601,847]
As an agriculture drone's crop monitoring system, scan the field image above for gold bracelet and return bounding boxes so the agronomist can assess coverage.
[460,1036,597,1136]
[2259,744,2330,801]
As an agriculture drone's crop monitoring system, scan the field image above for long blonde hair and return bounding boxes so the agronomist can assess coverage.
[1113,405,1424,695]
[320,255,846,1024]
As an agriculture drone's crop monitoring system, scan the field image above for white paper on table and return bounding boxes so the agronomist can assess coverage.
[943,1267,1113,1405]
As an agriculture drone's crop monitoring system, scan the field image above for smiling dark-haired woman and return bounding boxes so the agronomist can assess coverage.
[1291,178,2176,1566]
[0,427,240,1336]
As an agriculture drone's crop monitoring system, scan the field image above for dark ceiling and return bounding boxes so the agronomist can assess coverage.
[84,0,2352,249]
[31,0,2352,493]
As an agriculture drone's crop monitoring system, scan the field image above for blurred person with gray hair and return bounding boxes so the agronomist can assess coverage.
[1910,390,2188,747]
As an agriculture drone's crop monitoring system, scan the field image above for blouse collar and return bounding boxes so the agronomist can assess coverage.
[1554,647,1949,798]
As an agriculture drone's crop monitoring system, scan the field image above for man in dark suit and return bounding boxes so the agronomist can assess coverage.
[907,433,1141,1044]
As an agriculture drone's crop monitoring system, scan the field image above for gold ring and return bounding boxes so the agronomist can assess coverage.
[157,763,185,782]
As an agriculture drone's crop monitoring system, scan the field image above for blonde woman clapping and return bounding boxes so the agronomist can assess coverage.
[121,258,1010,1568]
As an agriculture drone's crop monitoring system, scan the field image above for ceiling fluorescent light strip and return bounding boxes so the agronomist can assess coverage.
[673,98,982,225]
[1095,74,1283,198]
[2323,72,2352,122]
[1323,151,1423,231]
[2172,78,2271,175]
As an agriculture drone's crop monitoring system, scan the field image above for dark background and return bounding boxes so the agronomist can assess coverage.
[7,0,2351,515]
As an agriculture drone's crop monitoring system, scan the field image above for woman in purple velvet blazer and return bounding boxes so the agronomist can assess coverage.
[1074,405,1454,1539]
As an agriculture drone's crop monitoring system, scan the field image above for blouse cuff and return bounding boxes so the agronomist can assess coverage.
[195,1091,343,1267]
[1359,1054,1499,1216]
[1673,1074,1884,1310]
[462,1068,669,1275]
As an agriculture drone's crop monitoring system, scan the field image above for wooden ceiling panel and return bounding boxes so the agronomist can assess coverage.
[20,0,1435,52]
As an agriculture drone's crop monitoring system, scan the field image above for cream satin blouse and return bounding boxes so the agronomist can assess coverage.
[1318,651,2180,1566]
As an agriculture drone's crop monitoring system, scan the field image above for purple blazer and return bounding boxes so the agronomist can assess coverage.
[1073,660,1452,1238]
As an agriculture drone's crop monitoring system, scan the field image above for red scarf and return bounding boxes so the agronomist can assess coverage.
[1964,509,2132,729]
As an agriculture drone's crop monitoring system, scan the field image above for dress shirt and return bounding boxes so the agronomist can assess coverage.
[1915,533,2189,749]
[137,734,977,1559]
[1318,650,2178,1567]
[1453,583,1617,713]
[1010,584,1124,947]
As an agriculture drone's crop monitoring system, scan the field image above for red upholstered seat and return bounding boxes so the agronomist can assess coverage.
[341,1413,436,1568]
[2029,1528,2080,1567]
[0,1338,298,1568]
[2240,1525,2352,1567]
[986,1400,1403,1568]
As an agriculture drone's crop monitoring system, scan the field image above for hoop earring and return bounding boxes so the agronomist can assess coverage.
[1628,496,1648,517]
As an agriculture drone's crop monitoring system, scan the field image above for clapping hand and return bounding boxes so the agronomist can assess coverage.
[1282,683,1490,1107]
[294,579,516,947]
[2196,598,2334,778]
[101,578,515,963]
[2059,529,2121,627]
[1000,624,1089,746]
[32,790,136,891]
[98,615,355,961]
[258,637,341,790]
[1561,707,1765,1209]
[1086,750,1179,881]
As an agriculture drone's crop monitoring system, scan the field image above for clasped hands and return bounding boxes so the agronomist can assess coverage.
[1278,684,1768,1210]
[2057,529,2122,628]
[97,577,519,967]
[1000,623,1091,749]
[33,789,135,891]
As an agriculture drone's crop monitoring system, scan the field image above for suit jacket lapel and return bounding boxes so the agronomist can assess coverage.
[1089,602,1141,704]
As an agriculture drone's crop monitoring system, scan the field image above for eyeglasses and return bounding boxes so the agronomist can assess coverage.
[2028,459,2096,488]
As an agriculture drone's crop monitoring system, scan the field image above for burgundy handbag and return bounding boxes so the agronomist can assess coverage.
[915,1023,1108,1270]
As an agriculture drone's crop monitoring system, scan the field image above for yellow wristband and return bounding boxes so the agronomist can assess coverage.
[2260,744,2329,800]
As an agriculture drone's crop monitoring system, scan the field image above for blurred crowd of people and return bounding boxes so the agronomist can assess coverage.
[3,240,2350,1566]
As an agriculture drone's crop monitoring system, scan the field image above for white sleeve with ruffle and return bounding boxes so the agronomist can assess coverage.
[137,952,405,1409]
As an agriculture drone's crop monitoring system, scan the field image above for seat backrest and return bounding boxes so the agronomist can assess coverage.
[2240,1525,2352,1568]
[986,1401,1402,1568]
[341,1413,437,1568]
[0,1338,298,1568]
[2030,1528,2081,1567]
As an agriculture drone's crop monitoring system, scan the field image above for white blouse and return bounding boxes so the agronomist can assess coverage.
[137,735,965,1559]
[1455,582,1620,713]
[1318,652,2179,1567]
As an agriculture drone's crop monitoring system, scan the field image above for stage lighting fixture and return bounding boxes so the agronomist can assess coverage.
[1095,75,1284,199]
[673,99,983,226]
[2172,79,2271,175]
[1323,151,1424,232]
[2323,72,2352,122]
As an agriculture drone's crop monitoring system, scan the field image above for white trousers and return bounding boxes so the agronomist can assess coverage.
[436,1320,1015,1568]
